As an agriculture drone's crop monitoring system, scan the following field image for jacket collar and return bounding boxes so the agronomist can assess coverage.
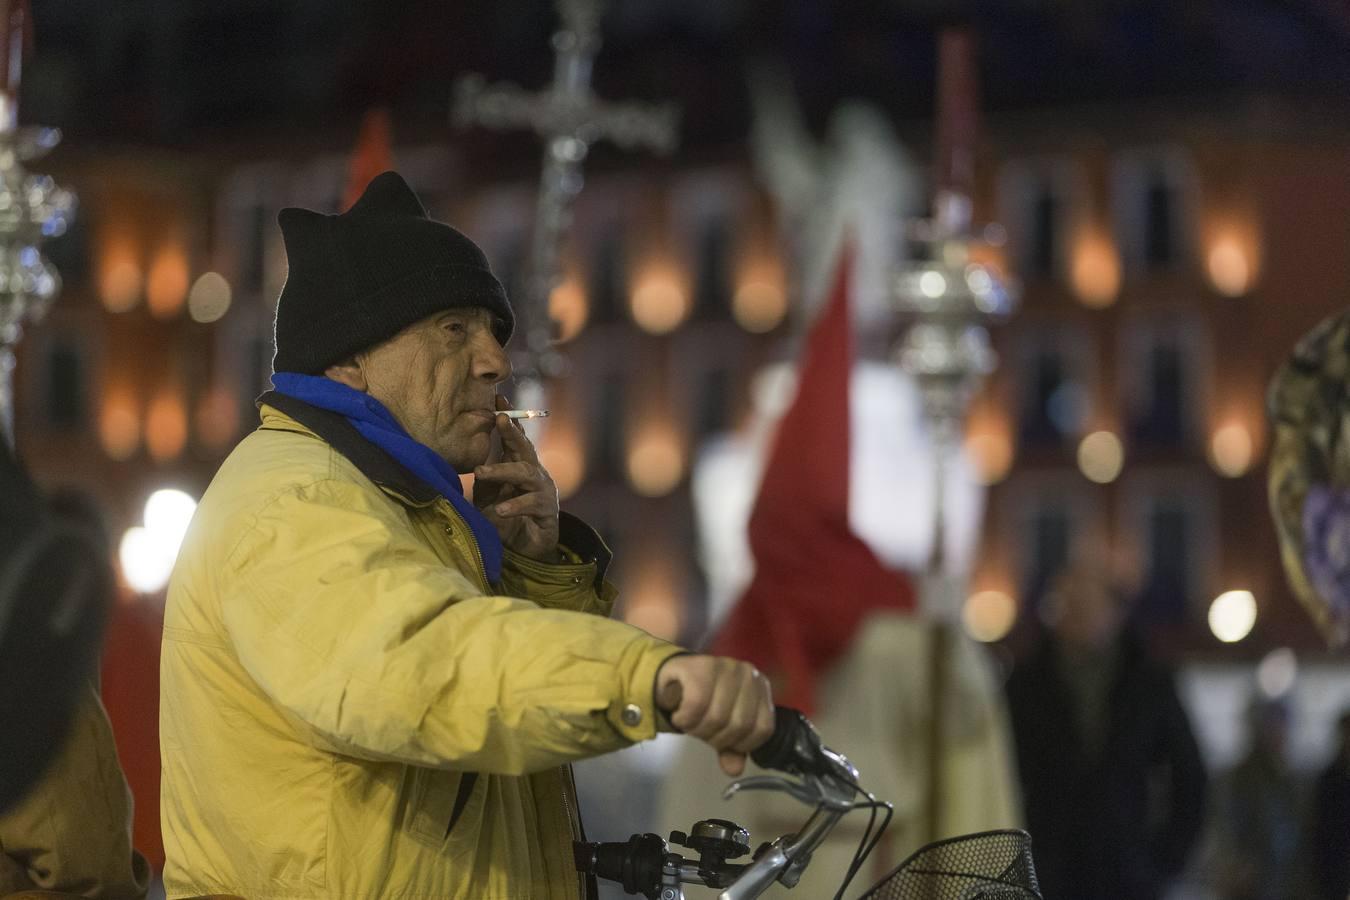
[257,390,440,506]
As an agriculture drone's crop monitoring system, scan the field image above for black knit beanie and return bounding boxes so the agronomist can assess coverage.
[272,171,514,375]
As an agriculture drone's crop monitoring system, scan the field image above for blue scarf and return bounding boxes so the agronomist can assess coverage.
[271,373,503,584]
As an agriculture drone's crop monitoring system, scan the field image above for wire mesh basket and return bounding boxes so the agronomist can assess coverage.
[857,828,1042,900]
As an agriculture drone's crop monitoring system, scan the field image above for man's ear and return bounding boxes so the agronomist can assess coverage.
[324,356,368,391]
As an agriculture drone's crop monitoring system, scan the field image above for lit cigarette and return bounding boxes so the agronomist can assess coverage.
[500,409,550,420]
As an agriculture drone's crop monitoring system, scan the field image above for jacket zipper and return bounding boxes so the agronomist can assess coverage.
[441,500,490,590]
[562,767,586,898]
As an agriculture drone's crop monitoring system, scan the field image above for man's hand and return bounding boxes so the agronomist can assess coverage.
[473,396,560,561]
[655,655,775,776]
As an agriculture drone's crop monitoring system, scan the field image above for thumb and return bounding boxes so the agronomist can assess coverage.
[658,678,683,717]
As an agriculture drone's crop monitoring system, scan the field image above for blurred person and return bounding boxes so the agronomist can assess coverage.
[1004,560,1207,900]
[45,488,167,878]
[0,485,150,898]
[1210,696,1313,900]
[158,172,775,900]
[0,688,151,899]
[1310,709,1350,900]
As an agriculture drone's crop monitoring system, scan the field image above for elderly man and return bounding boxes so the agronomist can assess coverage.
[159,172,773,899]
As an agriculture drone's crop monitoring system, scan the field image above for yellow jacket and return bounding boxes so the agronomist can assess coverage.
[160,397,683,899]
[0,685,150,898]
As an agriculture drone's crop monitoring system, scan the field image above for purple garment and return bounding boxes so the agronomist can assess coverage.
[1301,484,1350,634]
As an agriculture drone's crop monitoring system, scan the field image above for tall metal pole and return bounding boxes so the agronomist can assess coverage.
[0,0,75,446]
[893,28,1016,842]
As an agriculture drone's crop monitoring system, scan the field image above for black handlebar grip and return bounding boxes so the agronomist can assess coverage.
[750,705,814,773]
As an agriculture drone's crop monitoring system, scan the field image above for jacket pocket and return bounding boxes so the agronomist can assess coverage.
[405,766,479,851]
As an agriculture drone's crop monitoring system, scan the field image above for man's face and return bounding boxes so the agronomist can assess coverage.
[356,307,511,470]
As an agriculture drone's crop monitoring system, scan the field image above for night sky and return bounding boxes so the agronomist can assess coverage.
[23,0,1350,151]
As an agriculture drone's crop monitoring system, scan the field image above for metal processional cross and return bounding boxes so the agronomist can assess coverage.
[453,0,678,394]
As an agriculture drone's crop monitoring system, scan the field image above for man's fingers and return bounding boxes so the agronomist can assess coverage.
[491,491,557,519]
[716,672,770,753]
[706,665,758,749]
[719,750,747,777]
[494,414,541,462]
[474,461,544,487]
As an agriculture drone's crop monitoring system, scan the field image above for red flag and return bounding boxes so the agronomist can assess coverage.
[711,243,915,714]
[342,108,394,212]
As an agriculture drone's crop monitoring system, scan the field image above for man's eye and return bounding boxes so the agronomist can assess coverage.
[444,320,466,335]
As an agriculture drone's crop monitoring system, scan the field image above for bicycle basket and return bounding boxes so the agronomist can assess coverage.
[857,829,1042,900]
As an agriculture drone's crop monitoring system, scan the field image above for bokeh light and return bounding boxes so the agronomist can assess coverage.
[1256,647,1298,698]
[549,275,589,343]
[962,590,1018,642]
[1070,227,1121,308]
[626,422,685,497]
[144,489,198,552]
[538,418,586,499]
[1077,430,1124,484]
[147,244,190,318]
[100,250,142,313]
[965,409,1014,485]
[99,393,142,461]
[195,386,240,450]
[146,391,188,462]
[1208,590,1257,643]
[118,488,198,594]
[119,527,176,594]
[733,282,787,334]
[630,263,689,335]
[1209,422,1254,478]
[188,271,233,323]
[623,554,682,640]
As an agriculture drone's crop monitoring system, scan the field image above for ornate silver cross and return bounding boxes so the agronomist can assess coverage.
[453,0,678,381]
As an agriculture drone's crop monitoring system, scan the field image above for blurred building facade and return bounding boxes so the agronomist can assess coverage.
[16,94,1350,663]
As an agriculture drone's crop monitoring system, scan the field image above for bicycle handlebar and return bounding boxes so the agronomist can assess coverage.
[577,705,869,900]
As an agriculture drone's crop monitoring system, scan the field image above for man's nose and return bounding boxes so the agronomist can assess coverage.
[472,330,512,384]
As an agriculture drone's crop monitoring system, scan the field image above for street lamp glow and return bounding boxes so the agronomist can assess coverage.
[1208,590,1257,643]
[118,526,177,594]
[1077,431,1124,484]
[962,590,1017,642]
[144,488,198,554]
[119,489,199,594]
[919,270,947,299]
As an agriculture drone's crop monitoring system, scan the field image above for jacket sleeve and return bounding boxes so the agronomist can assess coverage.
[498,512,619,618]
[220,477,683,776]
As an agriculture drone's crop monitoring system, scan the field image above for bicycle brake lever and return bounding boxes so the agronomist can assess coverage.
[722,775,822,807]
